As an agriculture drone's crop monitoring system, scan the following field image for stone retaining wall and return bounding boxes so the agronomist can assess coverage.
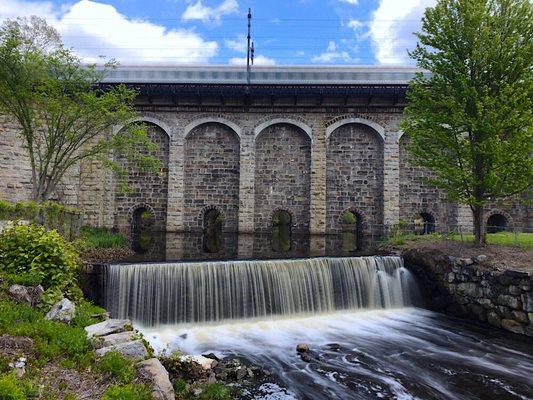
[403,248,532,336]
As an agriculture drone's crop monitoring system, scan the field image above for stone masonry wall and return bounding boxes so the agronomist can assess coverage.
[183,122,240,232]
[399,135,456,231]
[326,123,384,236]
[254,123,312,232]
[404,248,533,337]
[113,123,169,232]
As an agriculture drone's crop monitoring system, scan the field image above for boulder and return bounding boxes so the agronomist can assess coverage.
[45,298,76,323]
[180,355,216,370]
[501,319,525,335]
[497,295,521,310]
[95,340,148,360]
[8,285,43,307]
[522,292,533,313]
[93,331,136,349]
[137,358,175,400]
[85,319,132,338]
[296,343,309,354]
[475,255,488,263]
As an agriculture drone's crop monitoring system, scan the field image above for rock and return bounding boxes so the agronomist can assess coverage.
[460,258,474,267]
[512,311,528,323]
[207,373,216,384]
[457,282,482,298]
[91,312,110,320]
[95,340,148,360]
[45,298,76,323]
[202,353,220,361]
[487,310,501,327]
[236,366,247,380]
[0,335,34,357]
[179,355,216,370]
[296,343,309,353]
[85,319,132,338]
[497,295,521,310]
[475,255,488,263]
[8,285,43,307]
[93,331,135,349]
[137,358,175,400]
[522,292,533,312]
[327,343,341,351]
[9,357,26,378]
[300,353,313,362]
[501,319,525,335]
[508,286,521,296]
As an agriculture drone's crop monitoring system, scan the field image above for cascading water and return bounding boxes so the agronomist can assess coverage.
[105,256,417,326]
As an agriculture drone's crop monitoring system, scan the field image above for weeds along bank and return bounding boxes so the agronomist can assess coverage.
[0,224,235,400]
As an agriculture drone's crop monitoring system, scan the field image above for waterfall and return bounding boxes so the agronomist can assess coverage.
[105,256,418,326]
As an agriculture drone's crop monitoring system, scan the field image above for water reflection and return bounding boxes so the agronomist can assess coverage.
[127,231,382,263]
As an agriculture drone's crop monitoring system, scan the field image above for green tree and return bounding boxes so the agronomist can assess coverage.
[402,0,533,245]
[0,17,158,202]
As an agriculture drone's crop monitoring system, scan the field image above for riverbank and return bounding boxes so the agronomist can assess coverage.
[380,237,533,336]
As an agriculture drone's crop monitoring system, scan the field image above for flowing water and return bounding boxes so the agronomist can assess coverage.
[104,256,533,399]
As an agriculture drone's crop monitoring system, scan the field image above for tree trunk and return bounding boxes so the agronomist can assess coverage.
[472,205,486,247]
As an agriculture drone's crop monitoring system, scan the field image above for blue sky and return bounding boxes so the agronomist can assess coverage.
[0,0,436,65]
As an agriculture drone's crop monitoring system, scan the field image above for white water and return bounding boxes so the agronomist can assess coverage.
[105,256,417,325]
[139,309,533,400]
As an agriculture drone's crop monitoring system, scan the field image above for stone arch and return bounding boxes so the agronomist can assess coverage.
[417,210,436,234]
[486,210,513,232]
[325,117,386,143]
[184,117,242,140]
[339,208,365,251]
[183,122,240,232]
[254,123,312,232]
[253,118,312,141]
[113,116,172,138]
[270,207,294,226]
[113,123,170,234]
[326,122,384,238]
[271,208,293,253]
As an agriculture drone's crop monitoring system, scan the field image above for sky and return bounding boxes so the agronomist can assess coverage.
[0,0,437,66]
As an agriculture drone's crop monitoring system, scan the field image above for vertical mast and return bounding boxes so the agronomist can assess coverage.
[246,8,252,85]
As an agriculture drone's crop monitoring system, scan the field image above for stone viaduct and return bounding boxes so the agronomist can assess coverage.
[0,66,529,244]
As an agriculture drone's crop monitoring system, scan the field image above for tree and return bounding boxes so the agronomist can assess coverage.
[402,0,533,246]
[0,17,158,202]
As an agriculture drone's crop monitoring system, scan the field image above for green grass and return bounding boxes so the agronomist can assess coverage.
[449,231,533,249]
[80,226,125,249]
[384,231,533,249]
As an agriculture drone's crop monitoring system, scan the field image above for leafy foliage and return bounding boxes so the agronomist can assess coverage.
[199,383,232,400]
[0,17,159,202]
[96,351,136,384]
[0,224,80,304]
[101,383,152,400]
[402,0,533,245]
[0,373,26,400]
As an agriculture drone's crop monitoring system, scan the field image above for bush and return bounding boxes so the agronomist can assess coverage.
[0,373,26,400]
[96,351,135,384]
[199,383,232,400]
[0,224,80,304]
[101,384,152,400]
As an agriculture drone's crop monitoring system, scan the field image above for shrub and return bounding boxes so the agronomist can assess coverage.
[199,383,232,400]
[0,373,25,400]
[96,351,135,384]
[101,384,152,400]
[0,224,80,303]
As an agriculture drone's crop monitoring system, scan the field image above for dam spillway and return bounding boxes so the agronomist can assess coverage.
[104,256,418,326]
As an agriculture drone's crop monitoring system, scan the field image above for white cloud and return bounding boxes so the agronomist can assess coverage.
[0,0,55,20]
[338,0,358,4]
[0,0,219,64]
[225,34,246,53]
[229,54,276,66]
[311,41,352,63]
[182,0,239,23]
[369,0,436,64]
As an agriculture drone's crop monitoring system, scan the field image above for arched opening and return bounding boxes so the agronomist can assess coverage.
[131,206,155,254]
[272,210,292,252]
[487,213,507,233]
[203,208,224,253]
[419,212,435,235]
[341,211,363,252]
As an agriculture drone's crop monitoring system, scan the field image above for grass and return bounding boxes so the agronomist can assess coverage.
[80,226,125,249]
[384,231,533,250]
[449,231,533,249]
